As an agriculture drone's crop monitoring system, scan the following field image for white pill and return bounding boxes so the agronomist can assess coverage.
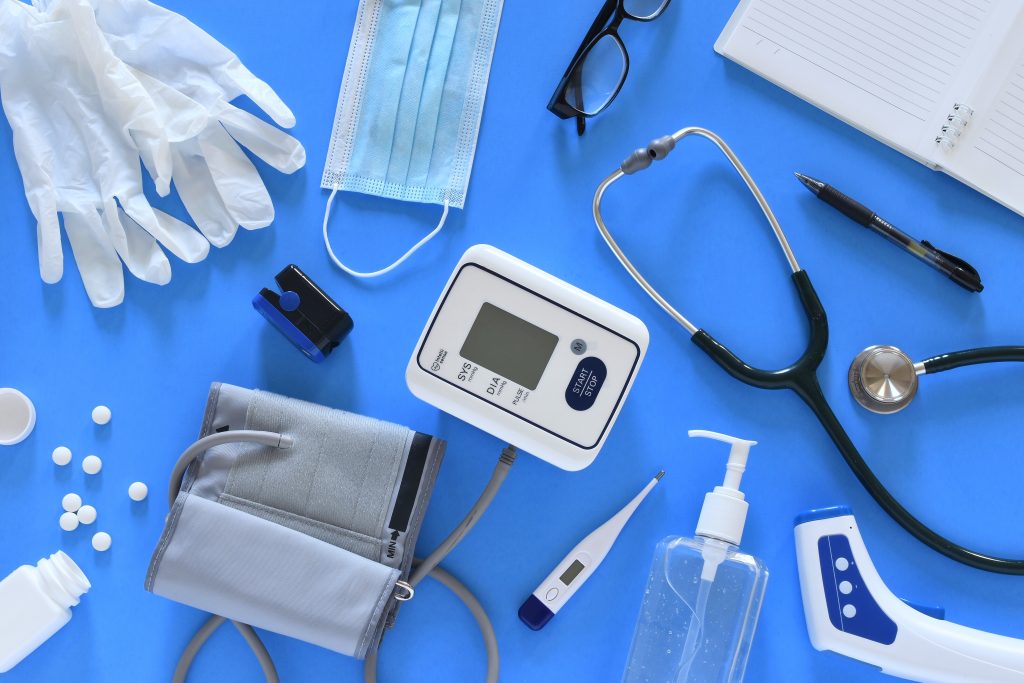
[59,512,79,532]
[128,482,148,502]
[92,531,112,552]
[62,493,82,513]
[92,405,112,425]
[82,455,102,475]
[77,505,97,525]
[52,446,72,466]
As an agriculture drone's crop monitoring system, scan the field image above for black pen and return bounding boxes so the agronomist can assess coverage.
[794,173,983,293]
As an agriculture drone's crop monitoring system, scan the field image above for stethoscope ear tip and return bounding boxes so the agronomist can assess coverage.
[848,345,919,414]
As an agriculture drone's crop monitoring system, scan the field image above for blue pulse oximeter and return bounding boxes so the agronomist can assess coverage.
[253,265,353,362]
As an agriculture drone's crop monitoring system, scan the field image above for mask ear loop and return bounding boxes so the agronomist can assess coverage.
[322,184,450,278]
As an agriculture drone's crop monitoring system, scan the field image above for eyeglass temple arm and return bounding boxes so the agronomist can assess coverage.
[573,74,587,136]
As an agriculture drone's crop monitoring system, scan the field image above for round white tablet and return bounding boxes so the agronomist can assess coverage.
[59,512,79,532]
[77,505,97,525]
[128,482,148,502]
[82,455,103,475]
[92,531,112,552]
[92,405,112,425]
[62,493,82,513]
[52,446,72,466]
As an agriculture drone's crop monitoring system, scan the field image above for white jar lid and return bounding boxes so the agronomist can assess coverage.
[0,388,36,446]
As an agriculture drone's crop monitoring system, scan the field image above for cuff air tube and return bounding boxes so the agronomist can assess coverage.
[146,383,445,659]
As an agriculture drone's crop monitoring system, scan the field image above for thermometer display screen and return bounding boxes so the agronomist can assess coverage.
[460,303,559,391]
[559,559,586,586]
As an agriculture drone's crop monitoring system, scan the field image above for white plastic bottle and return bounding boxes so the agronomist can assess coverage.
[622,431,768,683]
[0,551,91,672]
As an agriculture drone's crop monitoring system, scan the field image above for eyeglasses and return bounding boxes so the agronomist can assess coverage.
[547,0,672,135]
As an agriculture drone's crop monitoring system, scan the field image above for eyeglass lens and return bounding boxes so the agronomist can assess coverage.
[568,34,628,116]
[622,0,670,20]
[566,0,671,116]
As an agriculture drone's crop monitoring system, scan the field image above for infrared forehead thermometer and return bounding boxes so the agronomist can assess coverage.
[407,244,649,470]
[795,507,1024,683]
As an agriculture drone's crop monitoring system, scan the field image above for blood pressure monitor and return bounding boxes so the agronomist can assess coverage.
[406,245,649,470]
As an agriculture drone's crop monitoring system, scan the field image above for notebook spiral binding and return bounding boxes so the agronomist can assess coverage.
[935,103,975,151]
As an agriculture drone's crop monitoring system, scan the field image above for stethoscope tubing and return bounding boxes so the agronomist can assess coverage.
[594,127,1024,574]
[922,347,1024,374]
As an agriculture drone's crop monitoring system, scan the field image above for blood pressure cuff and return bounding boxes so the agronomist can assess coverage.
[145,383,445,659]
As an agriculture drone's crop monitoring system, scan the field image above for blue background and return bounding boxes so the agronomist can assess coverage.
[1,1,1023,681]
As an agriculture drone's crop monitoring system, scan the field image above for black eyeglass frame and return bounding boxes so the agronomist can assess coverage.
[547,0,672,134]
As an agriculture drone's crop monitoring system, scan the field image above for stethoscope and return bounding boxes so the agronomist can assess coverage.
[593,126,1024,574]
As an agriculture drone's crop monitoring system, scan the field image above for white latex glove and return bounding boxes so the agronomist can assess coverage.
[0,0,210,307]
[48,0,308,248]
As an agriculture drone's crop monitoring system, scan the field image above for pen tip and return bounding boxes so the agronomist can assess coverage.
[655,471,665,481]
[794,172,824,193]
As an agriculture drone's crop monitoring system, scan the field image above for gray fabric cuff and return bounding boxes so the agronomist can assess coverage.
[145,383,445,659]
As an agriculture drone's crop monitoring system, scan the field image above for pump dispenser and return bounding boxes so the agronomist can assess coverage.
[622,430,768,683]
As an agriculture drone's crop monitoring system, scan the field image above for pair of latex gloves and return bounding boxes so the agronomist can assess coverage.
[0,0,305,307]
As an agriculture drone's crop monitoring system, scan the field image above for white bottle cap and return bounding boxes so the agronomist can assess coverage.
[0,388,36,446]
[689,430,758,546]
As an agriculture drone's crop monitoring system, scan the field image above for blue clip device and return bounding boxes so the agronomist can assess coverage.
[253,265,353,363]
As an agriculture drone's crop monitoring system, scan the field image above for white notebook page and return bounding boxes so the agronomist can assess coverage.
[716,0,999,164]
[973,67,1024,177]
[943,31,1024,215]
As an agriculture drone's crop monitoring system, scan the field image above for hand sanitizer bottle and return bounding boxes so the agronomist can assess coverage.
[622,430,768,683]
[0,551,91,672]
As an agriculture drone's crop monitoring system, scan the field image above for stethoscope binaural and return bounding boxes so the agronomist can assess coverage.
[593,126,1024,574]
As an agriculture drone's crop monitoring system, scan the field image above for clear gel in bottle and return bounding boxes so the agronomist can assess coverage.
[623,431,767,683]
[0,551,91,672]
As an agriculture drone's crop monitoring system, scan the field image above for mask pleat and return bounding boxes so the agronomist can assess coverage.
[385,0,444,186]
[346,0,424,187]
[425,0,479,198]
[323,0,504,210]
[403,0,462,191]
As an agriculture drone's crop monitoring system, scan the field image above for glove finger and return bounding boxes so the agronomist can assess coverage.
[99,199,171,284]
[171,141,239,248]
[62,0,173,195]
[222,58,295,129]
[198,125,274,230]
[27,189,63,284]
[218,105,306,174]
[63,210,124,308]
[120,195,210,264]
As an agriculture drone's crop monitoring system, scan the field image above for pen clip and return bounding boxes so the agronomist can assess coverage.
[921,240,980,279]
[925,240,978,278]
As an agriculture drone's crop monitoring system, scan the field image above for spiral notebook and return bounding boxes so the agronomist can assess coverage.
[715,0,1024,218]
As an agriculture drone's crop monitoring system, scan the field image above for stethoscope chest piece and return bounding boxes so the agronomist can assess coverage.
[849,345,919,414]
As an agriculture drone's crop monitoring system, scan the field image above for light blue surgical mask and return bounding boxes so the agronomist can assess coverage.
[322,0,504,278]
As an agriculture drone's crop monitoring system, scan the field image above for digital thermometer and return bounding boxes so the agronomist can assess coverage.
[518,472,663,630]
[406,244,649,471]
[795,506,1024,683]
